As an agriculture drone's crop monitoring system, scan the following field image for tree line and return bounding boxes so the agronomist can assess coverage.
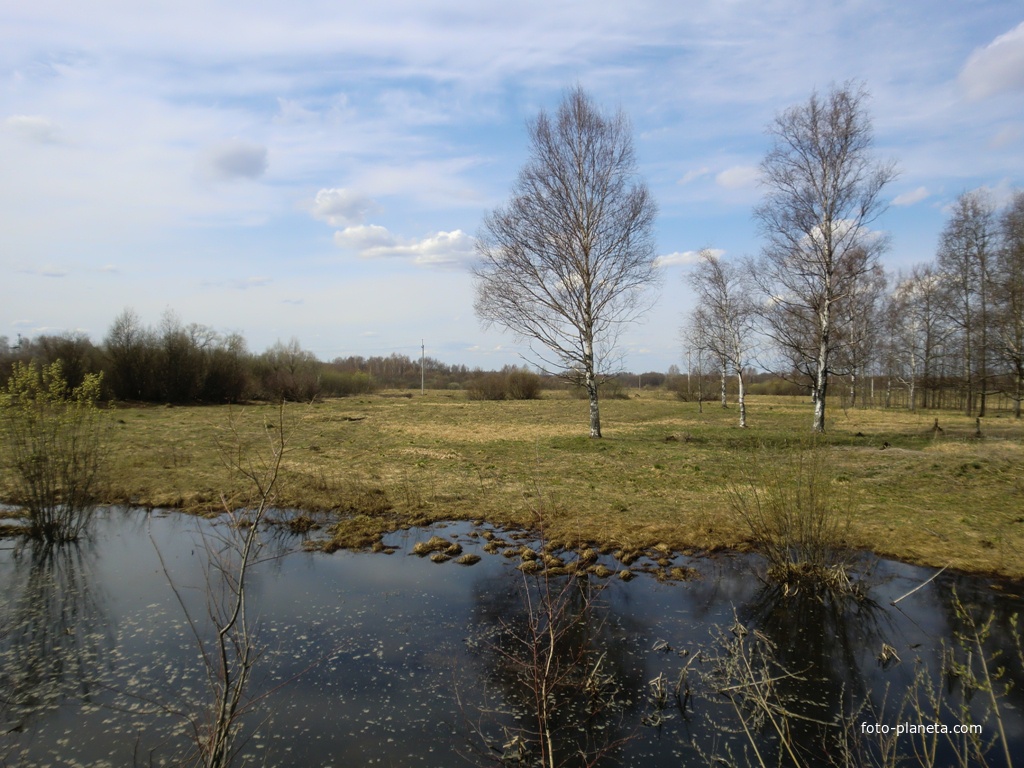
[686,188,1024,423]
[684,83,1024,428]
[0,309,550,403]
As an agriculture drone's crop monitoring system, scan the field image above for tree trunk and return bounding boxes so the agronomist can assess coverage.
[813,316,829,433]
[586,378,601,438]
[737,370,746,428]
[583,338,601,438]
[720,364,728,408]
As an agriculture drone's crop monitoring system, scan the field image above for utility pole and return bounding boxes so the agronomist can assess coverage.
[420,340,425,395]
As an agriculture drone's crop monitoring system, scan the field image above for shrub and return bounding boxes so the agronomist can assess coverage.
[729,446,855,595]
[466,369,543,401]
[505,369,541,400]
[466,373,509,401]
[0,361,108,543]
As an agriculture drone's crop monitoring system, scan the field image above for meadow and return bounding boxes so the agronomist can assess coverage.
[63,389,1024,579]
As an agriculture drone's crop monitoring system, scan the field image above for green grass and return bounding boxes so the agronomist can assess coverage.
[4,391,1022,577]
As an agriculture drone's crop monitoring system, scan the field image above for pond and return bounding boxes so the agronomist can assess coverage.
[1,508,1021,767]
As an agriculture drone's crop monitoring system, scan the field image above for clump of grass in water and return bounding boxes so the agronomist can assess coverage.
[730,444,857,597]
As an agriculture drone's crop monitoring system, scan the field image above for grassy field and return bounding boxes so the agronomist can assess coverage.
[7,390,1022,577]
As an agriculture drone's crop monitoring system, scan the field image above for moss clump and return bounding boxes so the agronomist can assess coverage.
[412,535,451,556]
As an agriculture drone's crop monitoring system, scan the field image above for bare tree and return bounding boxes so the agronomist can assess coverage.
[473,86,658,438]
[994,190,1024,417]
[687,250,757,427]
[682,314,711,413]
[104,307,156,401]
[832,260,887,408]
[752,82,897,432]
[885,265,948,410]
[937,190,996,416]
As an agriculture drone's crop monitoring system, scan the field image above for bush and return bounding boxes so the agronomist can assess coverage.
[0,361,108,543]
[729,446,855,595]
[466,369,543,401]
[505,369,541,400]
[466,373,509,401]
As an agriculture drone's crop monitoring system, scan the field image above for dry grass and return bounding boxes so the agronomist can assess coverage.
[3,391,1021,577]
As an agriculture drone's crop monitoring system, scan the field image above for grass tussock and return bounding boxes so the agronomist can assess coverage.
[730,446,858,595]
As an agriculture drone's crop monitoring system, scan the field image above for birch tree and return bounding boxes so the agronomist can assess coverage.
[473,86,658,438]
[752,82,896,432]
[687,250,757,427]
[937,191,996,416]
[886,265,947,410]
[833,261,887,408]
[994,190,1024,417]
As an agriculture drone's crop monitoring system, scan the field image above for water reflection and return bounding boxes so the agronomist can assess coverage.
[467,567,645,765]
[0,511,1020,767]
[0,540,112,729]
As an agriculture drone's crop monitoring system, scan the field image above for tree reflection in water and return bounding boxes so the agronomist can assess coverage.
[466,565,644,767]
[683,566,1024,768]
[0,540,112,732]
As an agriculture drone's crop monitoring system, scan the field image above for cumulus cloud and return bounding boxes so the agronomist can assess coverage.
[334,224,475,267]
[716,166,761,190]
[960,22,1024,100]
[654,249,723,268]
[312,188,375,227]
[200,140,268,180]
[334,224,398,251]
[892,186,930,206]
[5,115,64,144]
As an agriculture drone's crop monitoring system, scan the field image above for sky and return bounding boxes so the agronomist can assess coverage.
[2,1,1023,373]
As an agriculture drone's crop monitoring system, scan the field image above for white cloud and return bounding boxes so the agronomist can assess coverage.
[311,188,375,227]
[404,230,476,267]
[715,166,760,190]
[334,224,397,251]
[892,186,929,206]
[960,22,1024,100]
[334,224,475,268]
[4,115,65,144]
[654,249,723,268]
[200,140,268,181]
[678,167,710,185]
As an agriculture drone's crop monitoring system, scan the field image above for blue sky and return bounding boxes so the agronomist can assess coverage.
[2,1,1023,372]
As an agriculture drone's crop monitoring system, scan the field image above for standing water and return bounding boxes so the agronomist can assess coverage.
[0,508,1021,766]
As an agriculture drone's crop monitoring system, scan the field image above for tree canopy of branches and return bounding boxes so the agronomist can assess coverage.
[884,264,947,410]
[938,190,997,416]
[994,191,1024,417]
[752,82,896,432]
[687,250,756,427]
[473,86,658,438]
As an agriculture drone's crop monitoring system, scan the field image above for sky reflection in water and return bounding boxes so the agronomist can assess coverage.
[0,509,1021,766]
